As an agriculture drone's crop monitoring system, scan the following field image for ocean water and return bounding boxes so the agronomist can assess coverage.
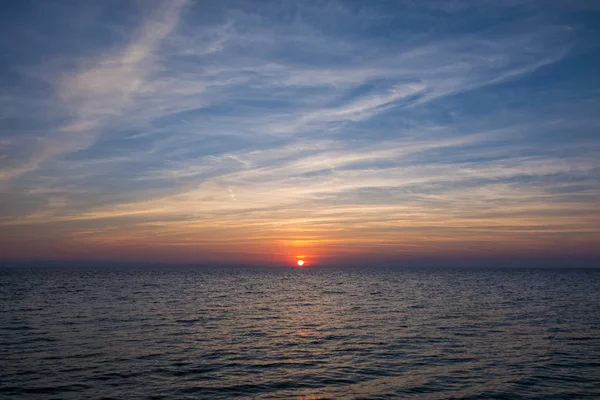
[1,267,600,399]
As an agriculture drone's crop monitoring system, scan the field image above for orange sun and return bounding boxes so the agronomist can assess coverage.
[297,259,305,267]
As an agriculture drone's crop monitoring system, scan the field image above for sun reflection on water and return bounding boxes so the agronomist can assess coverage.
[296,328,313,337]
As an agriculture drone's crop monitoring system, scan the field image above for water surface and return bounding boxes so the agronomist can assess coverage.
[1,267,600,399]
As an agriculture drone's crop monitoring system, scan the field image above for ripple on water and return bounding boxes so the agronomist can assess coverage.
[1,267,600,399]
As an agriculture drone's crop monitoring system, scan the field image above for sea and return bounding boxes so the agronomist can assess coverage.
[1,266,599,399]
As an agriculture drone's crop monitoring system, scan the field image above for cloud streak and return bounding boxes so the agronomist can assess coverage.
[1,0,599,265]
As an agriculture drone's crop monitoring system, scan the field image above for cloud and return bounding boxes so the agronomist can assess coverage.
[1,0,599,262]
[0,0,188,184]
[58,0,189,118]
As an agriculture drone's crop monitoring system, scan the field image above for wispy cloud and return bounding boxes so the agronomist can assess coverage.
[0,0,188,183]
[1,0,599,263]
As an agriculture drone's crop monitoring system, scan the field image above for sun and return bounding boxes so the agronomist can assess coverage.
[297,259,305,267]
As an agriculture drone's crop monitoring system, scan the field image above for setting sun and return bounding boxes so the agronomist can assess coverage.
[297,259,305,267]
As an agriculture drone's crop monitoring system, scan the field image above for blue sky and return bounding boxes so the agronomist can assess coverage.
[1,0,599,265]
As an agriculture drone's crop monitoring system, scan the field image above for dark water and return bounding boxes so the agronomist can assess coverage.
[1,267,600,399]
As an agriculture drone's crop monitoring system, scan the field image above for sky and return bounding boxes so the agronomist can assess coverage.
[1,0,599,267]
